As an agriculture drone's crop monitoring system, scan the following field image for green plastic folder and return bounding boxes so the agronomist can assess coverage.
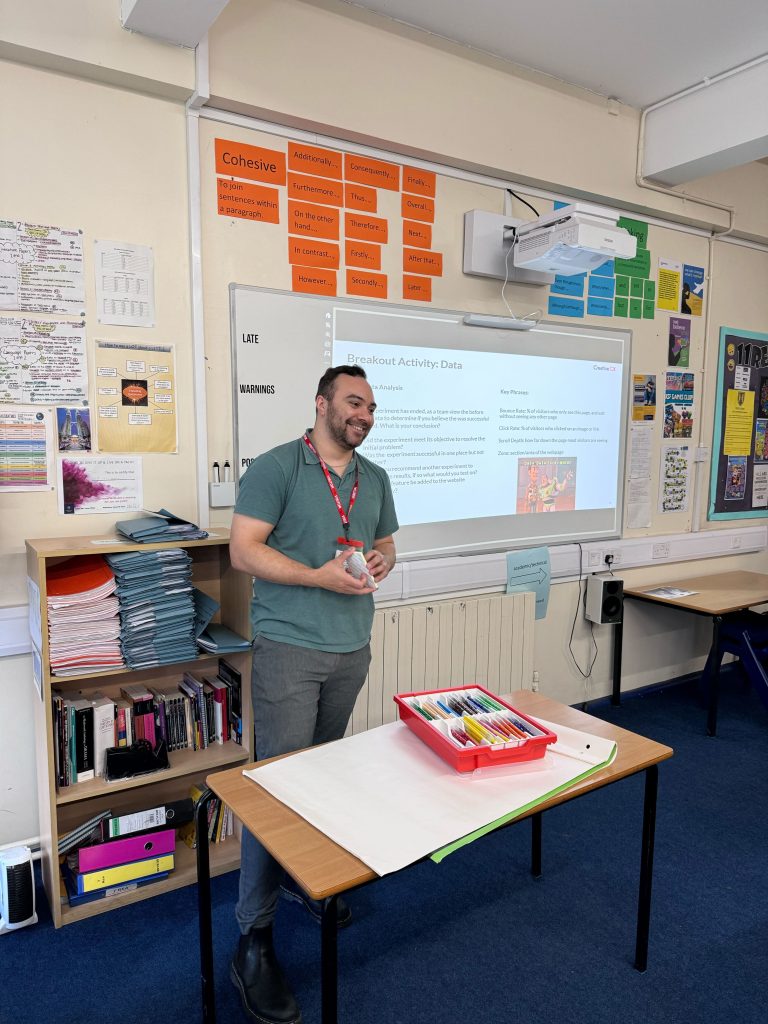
[430,739,618,863]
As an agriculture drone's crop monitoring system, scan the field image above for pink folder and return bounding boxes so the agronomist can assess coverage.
[77,828,176,872]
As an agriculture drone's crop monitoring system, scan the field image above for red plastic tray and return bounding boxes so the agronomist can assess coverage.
[394,684,557,773]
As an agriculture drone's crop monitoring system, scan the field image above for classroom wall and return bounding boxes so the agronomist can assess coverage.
[0,48,196,844]
[2,0,768,845]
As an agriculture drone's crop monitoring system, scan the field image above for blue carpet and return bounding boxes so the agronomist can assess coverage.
[2,677,766,1024]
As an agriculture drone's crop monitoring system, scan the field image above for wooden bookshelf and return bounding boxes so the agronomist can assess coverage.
[25,530,253,928]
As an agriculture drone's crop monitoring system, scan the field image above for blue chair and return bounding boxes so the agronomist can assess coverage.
[700,610,768,717]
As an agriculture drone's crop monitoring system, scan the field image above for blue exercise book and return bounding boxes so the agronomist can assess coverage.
[116,509,208,543]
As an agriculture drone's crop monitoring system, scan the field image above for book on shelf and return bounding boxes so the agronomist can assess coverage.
[102,799,195,840]
[178,782,233,849]
[114,698,131,747]
[120,682,156,747]
[68,852,175,894]
[197,623,251,654]
[217,658,243,745]
[61,863,170,908]
[204,676,228,743]
[76,827,176,873]
[179,672,209,750]
[58,809,113,856]
[91,693,116,778]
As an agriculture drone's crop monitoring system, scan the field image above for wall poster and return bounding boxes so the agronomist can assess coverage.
[709,327,768,519]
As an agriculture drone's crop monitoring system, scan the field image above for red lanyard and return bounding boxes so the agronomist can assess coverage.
[303,433,359,536]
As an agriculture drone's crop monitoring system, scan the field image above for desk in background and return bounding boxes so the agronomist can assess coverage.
[614,570,768,735]
[195,691,673,1024]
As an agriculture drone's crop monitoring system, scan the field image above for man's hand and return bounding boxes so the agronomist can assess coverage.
[365,537,395,582]
[313,550,376,595]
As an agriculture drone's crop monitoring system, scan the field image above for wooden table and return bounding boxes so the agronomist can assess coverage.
[195,691,673,1024]
[615,570,768,735]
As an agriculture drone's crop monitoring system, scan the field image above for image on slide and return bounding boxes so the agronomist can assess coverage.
[516,457,577,514]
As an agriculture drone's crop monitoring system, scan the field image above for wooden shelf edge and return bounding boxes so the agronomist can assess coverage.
[56,742,251,805]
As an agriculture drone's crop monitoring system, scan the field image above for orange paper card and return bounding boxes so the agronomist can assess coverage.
[288,237,340,269]
[288,201,340,240]
[403,248,443,276]
[402,220,432,249]
[344,183,377,212]
[402,166,436,198]
[217,179,280,223]
[345,240,381,270]
[403,275,432,302]
[344,154,400,191]
[346,270,387,299]
[401,193,435,223]
[292,266,337,296]
[345,212,388,243]
[215,138,286,185]
[288,173,343,207]
[288,142,342,180]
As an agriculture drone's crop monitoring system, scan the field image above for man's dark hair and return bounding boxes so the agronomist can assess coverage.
[316,364,367,401]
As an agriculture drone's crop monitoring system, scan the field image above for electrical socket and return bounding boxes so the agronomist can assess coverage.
[652,542,670,559]
[588,550,603,568]
[604,550,619,567]
[731,536,742,549]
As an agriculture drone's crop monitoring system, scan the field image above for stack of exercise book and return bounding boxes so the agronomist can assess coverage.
[105,548,198,669]
[115,508,208,543]
[46,555,125,675]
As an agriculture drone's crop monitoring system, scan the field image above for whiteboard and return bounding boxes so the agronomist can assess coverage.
[230,286,631,560]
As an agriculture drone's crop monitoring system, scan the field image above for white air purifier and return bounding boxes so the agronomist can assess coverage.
[0,847,38,934]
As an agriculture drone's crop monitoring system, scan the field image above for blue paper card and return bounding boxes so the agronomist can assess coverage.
[548,295,585,318]
[588,275,615,299]
[506,547,551,620]
[587,296,613,317]
[550,274,586,297]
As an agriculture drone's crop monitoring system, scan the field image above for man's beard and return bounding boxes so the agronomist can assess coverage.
[327,406,369,450]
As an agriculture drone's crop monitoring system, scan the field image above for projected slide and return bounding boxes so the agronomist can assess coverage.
[231,287,631,557]
[332,339,623,528]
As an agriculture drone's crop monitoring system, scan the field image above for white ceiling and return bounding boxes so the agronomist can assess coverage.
[341,0,768,109]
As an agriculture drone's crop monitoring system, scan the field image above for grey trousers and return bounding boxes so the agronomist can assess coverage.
[235,635,371,933]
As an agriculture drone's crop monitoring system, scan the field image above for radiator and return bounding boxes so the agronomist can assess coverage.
[349,591,536,735]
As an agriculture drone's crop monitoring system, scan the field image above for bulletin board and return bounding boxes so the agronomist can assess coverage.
[709,326,768,519]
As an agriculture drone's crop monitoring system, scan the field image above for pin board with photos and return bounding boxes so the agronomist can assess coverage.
[709,326,768,519]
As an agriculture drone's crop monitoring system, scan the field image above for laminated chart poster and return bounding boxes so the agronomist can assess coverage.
[0,317,87,405]
[94,240,155,328]
[0,406,54,491]
[94,341,177,453]
[0,221,84,314]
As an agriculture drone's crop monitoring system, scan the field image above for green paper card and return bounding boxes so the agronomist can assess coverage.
[644,280,656,300]
[618,216,649,250]
[630,278,644,298]
[614,296,628,317]
[629,298,642,319]
[642,299,655,319]
[615,275,629,297]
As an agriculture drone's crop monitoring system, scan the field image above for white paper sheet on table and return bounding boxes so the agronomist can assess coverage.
[244,718,617,876]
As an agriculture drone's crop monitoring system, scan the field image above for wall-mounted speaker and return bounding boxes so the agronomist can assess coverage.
[0,847,37,934]
[585,574,624,624]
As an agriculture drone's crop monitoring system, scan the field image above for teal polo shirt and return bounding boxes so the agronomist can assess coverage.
[234,433,399,652]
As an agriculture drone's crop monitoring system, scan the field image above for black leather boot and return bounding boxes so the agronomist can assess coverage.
[230,924,302,1024]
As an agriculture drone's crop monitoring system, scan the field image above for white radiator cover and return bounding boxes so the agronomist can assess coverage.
[350,591,536,735]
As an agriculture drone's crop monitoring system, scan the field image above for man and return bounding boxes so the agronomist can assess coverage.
[228,364,398,1024]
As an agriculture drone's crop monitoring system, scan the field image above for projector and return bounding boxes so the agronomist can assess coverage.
[512,203,637,275]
